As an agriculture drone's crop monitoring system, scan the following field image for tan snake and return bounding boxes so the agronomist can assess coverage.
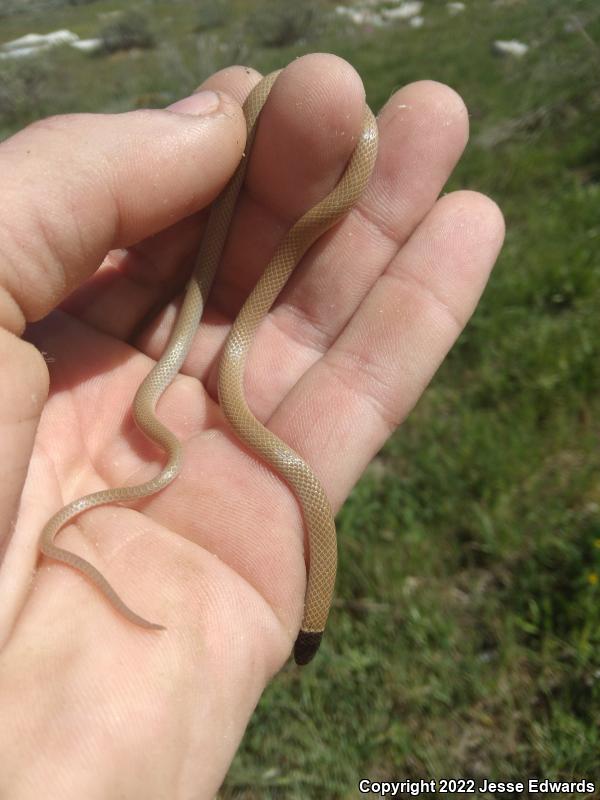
[39,69,379,665]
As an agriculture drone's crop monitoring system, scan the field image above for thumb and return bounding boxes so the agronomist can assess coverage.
[0,90,245,561]
[0,90,246,327]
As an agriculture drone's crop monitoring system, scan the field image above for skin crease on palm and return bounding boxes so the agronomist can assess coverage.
[0,53,504,799]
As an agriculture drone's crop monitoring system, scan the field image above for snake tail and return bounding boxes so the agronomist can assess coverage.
[294,631,323,665]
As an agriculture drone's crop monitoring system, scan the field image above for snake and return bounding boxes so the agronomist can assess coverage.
[39,68,379,666]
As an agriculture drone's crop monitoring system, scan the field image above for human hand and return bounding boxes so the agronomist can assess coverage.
[0,54,504,798]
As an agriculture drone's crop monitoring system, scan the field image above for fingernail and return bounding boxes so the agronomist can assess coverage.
[167,90,221,116]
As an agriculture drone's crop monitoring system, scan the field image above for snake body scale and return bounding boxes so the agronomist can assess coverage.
[39,69,379,665]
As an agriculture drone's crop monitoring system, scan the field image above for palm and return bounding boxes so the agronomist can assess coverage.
[33,298,304,647]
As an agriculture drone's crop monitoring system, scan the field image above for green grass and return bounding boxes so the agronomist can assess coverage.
[2,0,600,796]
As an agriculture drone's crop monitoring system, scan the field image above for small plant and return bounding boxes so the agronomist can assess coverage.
[1,0,99,12]
[0,57,50,125]
[245,0,321,48]
[99,9,156,54]
[0,0,21,17]
[195,0,229,32]
[195,30,252,83]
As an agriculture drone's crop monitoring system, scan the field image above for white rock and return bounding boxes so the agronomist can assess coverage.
[493,39,529,57]
[2,33,47,50]
[335,5,361,21]
[70,38,102,53]
[334,6,383,25]
[381,1,423,20]
[447,2,466,14]
[42,29,79,46]
[0,45,49,59]
[1,29,79,56]
[6,29,78,49]
[410,15,424,27]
